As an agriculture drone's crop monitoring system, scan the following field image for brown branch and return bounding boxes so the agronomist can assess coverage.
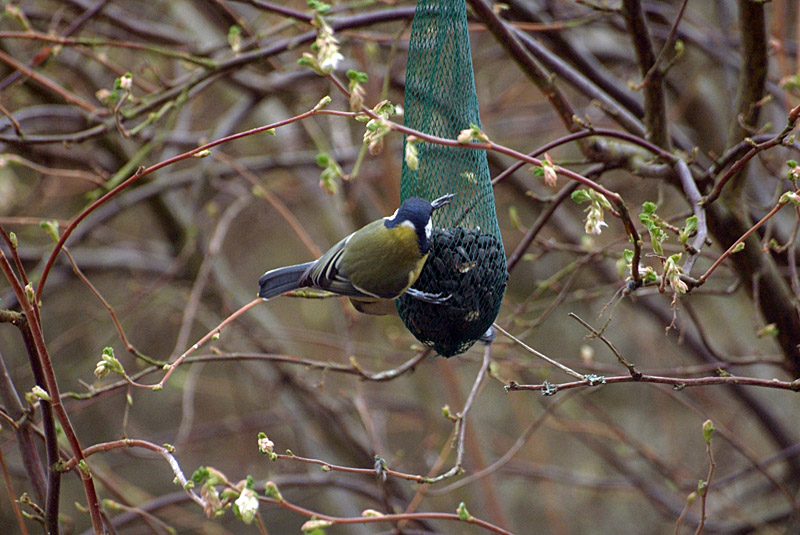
[0,445,30,535]
[507,373,800,394]
[60,439,203,506]
[466,0,580,134]
[61,247,160,366]
[61,347,432,402]
[639,0,690,90]
[34,105,330,302]
[0,8,416,145]
[151,299,262,389]
[275,452,428,484]
[1,154,105,186]
[0,31,213,67]
[429,390,579,496]
[0,251,104,534]
[0,48,100,114]
[239,0,312,22]
[694,198,788,286]
[0,248,60,533]
[702,103,800,207]
[0,0,112,93]
[0,226,31,293]
[727,0,768,149]
[0,100,23,138]
[276,345,493,487]
[491,128,675,188]
[506,181,581,273]
[621,0,669,148]
[568,312,641,378]
[0,344,46,505]
[258,493,515,535]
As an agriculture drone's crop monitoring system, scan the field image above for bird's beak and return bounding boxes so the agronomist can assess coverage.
[431,193,456,210]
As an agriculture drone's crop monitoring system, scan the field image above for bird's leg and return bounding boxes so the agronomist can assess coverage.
[405,288,451,304]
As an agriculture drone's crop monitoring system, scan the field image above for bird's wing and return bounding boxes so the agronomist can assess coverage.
[300,234,377,298]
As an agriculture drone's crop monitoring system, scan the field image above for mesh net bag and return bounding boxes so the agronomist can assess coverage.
[396,0,507,357]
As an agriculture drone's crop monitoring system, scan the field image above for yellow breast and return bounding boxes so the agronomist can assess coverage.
[343,223,427,299]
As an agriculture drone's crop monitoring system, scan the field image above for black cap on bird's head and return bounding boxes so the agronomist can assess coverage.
[384,193,455,254]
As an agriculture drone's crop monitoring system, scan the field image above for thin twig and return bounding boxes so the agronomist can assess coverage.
[171,194,251,355]
[493,323,585,380]
[422,343,493,483]
[0,100,23,138]
[639,0,690,89]
[348,349,430,381]
[0,48,100,114]
[491,128,674,188]
[506,181,581,273]
[258,493,515,535]
[429,390,578,496]
[694,437,716,535]
[61,438,205,508]
[702,103,800,207]
[61,349,433,401]
[34,105,331,302]
[694,199,789,286]
[0,250,105,534]
[156,298,262,389]
[214,151,323,258]
[275,452,427,484]
[507,373,800,394]
[0,445,31,535]
[61,247,160,366]
[0,153,105,185]
[568,312,641,378]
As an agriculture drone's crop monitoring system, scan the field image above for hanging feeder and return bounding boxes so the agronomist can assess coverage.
[396,0,507,357]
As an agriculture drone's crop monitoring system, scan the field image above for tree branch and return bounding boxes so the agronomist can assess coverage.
[621,0,669,148]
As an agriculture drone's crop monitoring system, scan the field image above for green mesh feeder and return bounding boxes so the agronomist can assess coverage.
[396,0,507,357]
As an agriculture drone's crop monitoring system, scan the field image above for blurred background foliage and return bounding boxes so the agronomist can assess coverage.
[1,0,800,534]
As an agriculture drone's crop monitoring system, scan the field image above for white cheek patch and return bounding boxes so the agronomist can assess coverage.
[424,218,432,240]
[384,208,400,223]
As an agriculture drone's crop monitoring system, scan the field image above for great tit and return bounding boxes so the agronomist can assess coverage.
[258,193,455,314]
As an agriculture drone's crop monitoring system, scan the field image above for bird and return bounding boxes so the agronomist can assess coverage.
[258,193,455,315]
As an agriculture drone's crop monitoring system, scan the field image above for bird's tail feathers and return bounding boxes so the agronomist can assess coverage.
[258,262,315,299]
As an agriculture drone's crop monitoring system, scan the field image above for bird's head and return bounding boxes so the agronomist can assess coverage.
[384,193,454,254]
